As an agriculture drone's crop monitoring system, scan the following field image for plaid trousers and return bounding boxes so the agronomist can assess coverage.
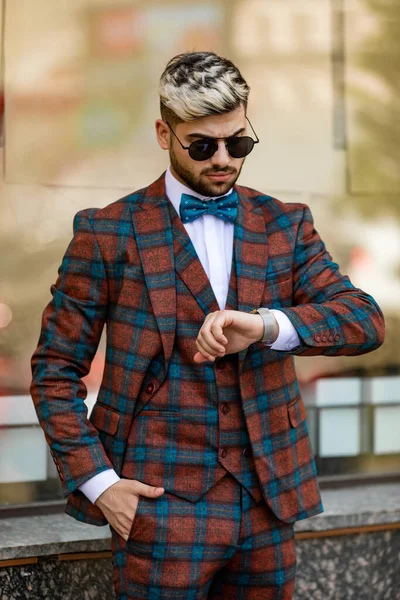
[111,474,296,600]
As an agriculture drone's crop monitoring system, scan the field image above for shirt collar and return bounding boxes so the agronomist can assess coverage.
[165,166,233,216]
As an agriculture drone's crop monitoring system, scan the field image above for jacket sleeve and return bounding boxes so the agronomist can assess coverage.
[278,204,385,356]
[30,208,113,497]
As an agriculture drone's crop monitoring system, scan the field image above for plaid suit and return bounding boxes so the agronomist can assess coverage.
[31,173,384,597]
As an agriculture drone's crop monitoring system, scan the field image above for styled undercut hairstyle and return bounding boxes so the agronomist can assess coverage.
[159,52,250,125]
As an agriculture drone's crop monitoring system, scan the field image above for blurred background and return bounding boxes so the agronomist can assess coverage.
[0,0,399,509]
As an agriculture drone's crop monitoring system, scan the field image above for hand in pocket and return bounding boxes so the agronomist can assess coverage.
[95,479,165,541]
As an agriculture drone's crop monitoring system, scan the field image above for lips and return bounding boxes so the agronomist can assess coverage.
[205,172,235,181]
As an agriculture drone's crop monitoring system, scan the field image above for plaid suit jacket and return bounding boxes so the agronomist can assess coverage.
[30,173,385,526]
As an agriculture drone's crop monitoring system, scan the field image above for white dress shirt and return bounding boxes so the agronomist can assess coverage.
[78,167,300,504]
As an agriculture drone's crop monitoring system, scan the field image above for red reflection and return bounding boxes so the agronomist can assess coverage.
[349,245,371,268]
[92,7,145,57]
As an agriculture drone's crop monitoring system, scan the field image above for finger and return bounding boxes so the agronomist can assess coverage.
[195,336,225,355]
[194,343,216,362]
[195,350,216,362]
[199,314,228,353]
[210,319,228,345]
[193,351,209,363]
[199,334,226,354]
[196,335,224,357]
[132,481,165,498]
[198,326,226,354]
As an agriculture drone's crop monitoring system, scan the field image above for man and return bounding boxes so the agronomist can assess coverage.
[31,52,385,599]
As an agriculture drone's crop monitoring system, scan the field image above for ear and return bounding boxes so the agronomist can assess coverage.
[155,119,170,150]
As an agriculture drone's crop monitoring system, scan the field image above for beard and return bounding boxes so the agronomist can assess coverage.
[170,145,243,198]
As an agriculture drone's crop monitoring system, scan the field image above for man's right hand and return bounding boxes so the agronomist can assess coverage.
[95,479,165,541]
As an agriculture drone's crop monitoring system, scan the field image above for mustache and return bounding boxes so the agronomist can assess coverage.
[201,167,237,175]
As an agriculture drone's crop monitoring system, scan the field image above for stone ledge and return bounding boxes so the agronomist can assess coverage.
[295,482,400,532]
[0,514,110,561]
[1,483,399,562]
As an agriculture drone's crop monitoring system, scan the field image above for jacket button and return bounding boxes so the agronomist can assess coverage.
[328,334,335,342]
[220,448,228,459]
[242,447,251,457]
[221,403,230,414]
[146,382,155,394]
[321,334,328,342]
[334,333,340,341]
[314,334,321,342]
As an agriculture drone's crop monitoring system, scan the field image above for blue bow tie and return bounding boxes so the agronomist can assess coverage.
[179,191,238,224]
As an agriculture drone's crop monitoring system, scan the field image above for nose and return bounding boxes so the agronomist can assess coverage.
[210,140,231,168]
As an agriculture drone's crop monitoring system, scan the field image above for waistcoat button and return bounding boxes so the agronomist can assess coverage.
[221,403,230,414]
[220,448,228,458]
[216,360,225,371]
[242,447,250,457]
[146,382,155,394]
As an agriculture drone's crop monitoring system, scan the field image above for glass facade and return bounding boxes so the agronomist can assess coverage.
[0,0,399,507]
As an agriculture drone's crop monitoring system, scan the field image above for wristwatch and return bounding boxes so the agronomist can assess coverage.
[250,307,276,345]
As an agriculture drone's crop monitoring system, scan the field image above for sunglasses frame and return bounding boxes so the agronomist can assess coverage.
[166,117,260,161]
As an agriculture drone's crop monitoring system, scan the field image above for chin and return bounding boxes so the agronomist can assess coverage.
[201,180,233,197]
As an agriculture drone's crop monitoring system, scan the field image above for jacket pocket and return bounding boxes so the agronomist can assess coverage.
[140,409,179,419]
[287,396,307,428]
[90,403,120,435]
[262,270,293,309]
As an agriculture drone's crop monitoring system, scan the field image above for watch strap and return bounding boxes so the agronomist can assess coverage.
[250,307,275,345]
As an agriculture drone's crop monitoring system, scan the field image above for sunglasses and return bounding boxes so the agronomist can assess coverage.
[166,117,260,161]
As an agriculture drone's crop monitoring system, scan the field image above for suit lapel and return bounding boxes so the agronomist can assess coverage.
[234,187,269,370]
[171,184,269,367]
[170,205,220,315]
[129,174,176,365]
[224,244,238,311]
[130,176,269,371]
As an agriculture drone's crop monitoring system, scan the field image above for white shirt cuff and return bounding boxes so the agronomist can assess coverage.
[78,469,120,505]
[268,309,300,351]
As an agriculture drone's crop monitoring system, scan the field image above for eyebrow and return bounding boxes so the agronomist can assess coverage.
[186,127,246,140]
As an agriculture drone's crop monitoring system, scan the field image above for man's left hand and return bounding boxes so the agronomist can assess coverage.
[193,310,278,363]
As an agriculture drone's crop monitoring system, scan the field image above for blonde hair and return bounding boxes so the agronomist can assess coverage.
[159,52,250,123]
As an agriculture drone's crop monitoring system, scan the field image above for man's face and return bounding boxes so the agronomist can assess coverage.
[156,105,248,198]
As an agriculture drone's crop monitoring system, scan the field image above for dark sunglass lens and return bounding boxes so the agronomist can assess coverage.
[227,137,254,158]
[189,140,217,161]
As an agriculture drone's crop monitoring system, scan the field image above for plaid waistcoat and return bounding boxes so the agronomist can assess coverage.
[120,201,262,503]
